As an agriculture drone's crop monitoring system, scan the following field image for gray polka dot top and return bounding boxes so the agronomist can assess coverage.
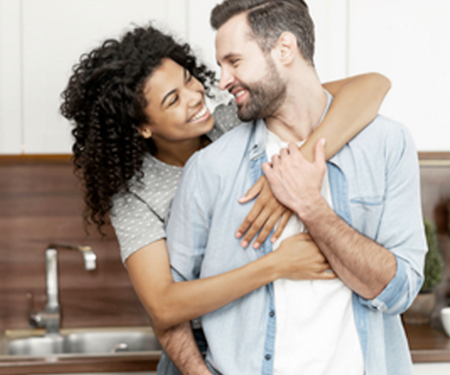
[110,101,241,264]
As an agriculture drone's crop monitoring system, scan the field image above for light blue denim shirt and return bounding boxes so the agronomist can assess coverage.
[167,98,427,375]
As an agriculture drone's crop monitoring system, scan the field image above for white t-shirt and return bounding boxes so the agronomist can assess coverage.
[266,129,364,375]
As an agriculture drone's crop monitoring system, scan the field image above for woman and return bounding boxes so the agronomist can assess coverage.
[60,24,390,373]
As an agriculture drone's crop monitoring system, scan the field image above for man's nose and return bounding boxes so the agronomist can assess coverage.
[218,68,234,91]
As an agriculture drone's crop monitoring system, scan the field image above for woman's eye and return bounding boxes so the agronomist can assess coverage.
[230,59,240,66]
[169,95,179,106]
[186,71,193,83]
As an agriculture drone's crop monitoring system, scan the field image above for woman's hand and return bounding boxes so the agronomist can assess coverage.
[275,233,336,280]
[236,175,292,249]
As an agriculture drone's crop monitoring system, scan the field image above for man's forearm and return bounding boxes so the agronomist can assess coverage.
[301,197,397,300]
[154,322,211,375]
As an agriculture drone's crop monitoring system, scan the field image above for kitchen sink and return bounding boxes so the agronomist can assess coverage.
[7,335,64,356]
[5,327,162,356]
[64,330,161,354]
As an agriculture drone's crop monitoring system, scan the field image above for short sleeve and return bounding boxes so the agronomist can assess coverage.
[208,101,242,141]
[110,192,166,264]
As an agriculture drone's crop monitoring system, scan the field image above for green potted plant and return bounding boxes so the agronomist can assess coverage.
[403,219,445,324]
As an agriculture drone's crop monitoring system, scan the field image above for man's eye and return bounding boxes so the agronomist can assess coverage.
[230,59,240,66]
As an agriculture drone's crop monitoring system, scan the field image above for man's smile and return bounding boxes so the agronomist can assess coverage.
[232,88,249,105]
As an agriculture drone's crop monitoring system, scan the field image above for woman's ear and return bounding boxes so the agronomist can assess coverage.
[273,32,297,66]
[138,125,152,139]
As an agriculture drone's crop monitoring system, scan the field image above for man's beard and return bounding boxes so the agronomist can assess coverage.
[236,57,287,122]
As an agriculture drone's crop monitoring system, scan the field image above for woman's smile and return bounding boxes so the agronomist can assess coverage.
[140,58,215,143]
[188,104,211,123]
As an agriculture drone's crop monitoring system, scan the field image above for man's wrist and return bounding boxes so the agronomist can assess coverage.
[184,368,211,375]
[181,359,211,375]
[295,193,327,222]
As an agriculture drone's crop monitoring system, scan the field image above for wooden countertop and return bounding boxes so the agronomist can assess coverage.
[0,323,449,373]
[405,323,450,363]
[0,353,160,374]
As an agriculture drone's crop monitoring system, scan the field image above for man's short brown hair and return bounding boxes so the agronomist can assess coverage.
[211,0,314,63]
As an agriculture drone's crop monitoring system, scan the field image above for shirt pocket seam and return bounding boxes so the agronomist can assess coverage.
[350,196,384,206]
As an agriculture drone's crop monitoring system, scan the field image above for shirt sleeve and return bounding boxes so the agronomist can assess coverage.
[166,153,212,283]
[211,101,241,136]
[110,192,166,264]
[358,123,427,315]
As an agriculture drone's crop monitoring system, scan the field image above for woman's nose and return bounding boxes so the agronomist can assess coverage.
[185,86,203,106]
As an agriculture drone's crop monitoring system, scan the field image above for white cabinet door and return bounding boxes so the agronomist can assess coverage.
[348,0,450,151]
[0,0,22,154]
[413,362,450,375]
[187,0,348,83]
[308,0,348,82]
[17,0,186,154]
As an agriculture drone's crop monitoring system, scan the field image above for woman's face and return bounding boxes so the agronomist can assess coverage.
[139,58,214,144]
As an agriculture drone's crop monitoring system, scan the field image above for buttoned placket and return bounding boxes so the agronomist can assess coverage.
[248,120,277,375]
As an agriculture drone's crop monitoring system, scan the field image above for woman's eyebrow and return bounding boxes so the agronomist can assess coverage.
[161,89,177,107]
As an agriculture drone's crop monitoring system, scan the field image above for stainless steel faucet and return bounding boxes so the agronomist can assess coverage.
[29,243,97,335]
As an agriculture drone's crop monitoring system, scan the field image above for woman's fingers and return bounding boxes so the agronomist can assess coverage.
[271,210,292,243]
[240,208,271,248]
[237,176,289,248]
[253,206,286,248]
[235,203,264,240]
[238,175,265,204]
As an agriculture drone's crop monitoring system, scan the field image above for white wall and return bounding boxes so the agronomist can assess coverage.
[347,0,450,151]
[0,0,187,154]
[0,0,449,153]
[187,0,450,152]
[413,362,450,375]
[0,0,22,153]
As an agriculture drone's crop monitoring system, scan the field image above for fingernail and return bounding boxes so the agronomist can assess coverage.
[253,242,260,249]
[321,138,326,146]
[241,241,248,248]
[271,237,277,243]
[236,231,242,238]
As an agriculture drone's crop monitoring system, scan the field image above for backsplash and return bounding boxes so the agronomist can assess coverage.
[0,154,449,331]
[418,153,450,322]
[0,156,149,330]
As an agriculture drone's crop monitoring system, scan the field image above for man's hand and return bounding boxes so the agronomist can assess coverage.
[236,175,292,248]
[263,138,397,300]
[262,139,327,219]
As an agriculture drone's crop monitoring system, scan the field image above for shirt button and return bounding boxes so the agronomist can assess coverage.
[265,354,271,361]
[269,311,275,317]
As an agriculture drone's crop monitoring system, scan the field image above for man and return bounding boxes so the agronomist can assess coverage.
[167,1,427,374]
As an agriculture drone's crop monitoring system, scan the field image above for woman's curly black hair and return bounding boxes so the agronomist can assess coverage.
[60,25,216,233]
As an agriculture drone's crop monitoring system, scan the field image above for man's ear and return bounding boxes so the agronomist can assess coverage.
[272,32,297,66]
[138,125,152,139]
